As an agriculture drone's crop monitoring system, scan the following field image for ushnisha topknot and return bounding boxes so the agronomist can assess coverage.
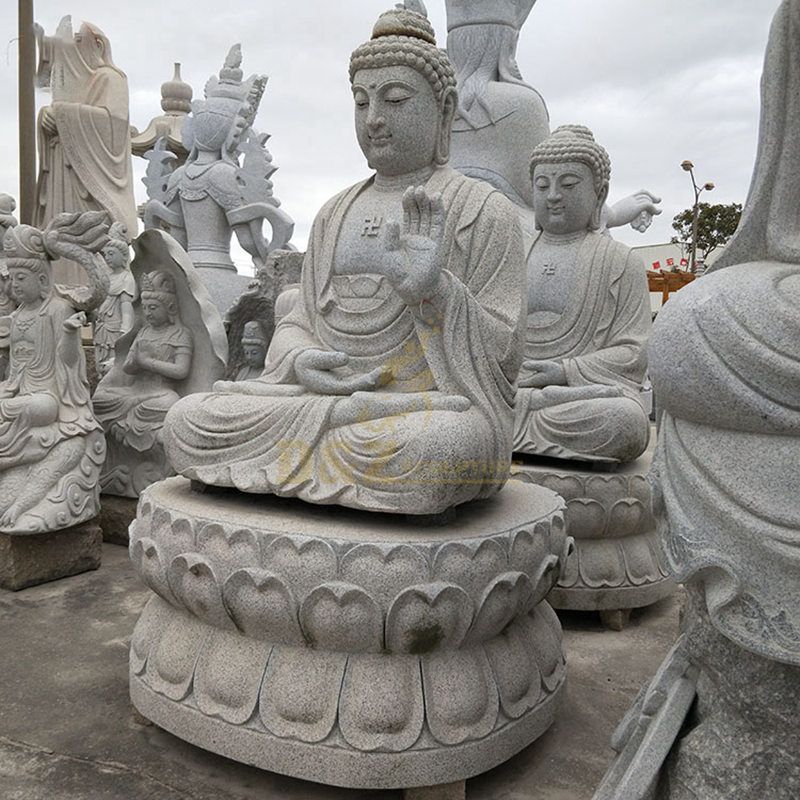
[349,6,456,104]
[529,125,612,193]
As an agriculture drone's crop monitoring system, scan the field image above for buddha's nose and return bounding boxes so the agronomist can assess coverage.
[366,109,386,129]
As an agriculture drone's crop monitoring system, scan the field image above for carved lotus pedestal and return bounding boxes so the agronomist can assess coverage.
[129,478,569,794]
[512,442,673,630]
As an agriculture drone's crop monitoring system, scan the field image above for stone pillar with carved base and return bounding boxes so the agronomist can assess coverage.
[129,478,568,794]
[512,441,673,631]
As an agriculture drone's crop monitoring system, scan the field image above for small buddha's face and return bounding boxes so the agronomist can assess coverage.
[102,244,127,272]
[142,298,170,329]
[242,342,267,369]
[353,65,440,177]
[9,267,45,304]
[533,162,600,236]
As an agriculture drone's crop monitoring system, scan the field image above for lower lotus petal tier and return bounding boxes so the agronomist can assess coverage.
[128,477,568,789]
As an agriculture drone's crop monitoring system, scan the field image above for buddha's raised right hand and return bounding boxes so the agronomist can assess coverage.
[295,348,393,395]
[382,186,445,305]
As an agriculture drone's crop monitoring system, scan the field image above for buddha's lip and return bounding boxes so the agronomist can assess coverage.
[369,134,392,144]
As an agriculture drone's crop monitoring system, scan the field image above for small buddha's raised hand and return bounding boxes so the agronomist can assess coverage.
[383,186,445,305]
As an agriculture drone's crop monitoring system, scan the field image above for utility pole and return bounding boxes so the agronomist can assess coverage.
[19,0,37,225]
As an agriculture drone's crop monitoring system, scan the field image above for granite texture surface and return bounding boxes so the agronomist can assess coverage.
[128,477,569,789]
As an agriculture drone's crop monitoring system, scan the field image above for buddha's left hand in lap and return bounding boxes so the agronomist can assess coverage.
[518,360,567,389]
[382,186,445,306]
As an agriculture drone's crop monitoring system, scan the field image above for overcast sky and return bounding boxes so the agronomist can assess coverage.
[0,0,782,259]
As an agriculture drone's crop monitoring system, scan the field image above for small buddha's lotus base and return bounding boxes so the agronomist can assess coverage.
[512,441,673,624]
[128,477,569,789]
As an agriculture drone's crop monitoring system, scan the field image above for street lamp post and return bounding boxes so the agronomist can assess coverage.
[681,160,715,274]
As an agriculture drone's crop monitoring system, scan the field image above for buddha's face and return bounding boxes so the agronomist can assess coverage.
[9,267,45,304]
[242,342,267,369]
[532,162,600,236]
[102,244,127,272]
[353,65,440,177]
[142,297,170,328]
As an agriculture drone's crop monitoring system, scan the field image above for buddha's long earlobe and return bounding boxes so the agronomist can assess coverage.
[591,182,610,231]
[435,88,458,165]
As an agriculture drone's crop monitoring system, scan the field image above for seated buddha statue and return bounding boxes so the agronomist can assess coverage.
[513,125,651,463]
[94,270,192,448]
[164,5,526,515]
[0,211,109,532]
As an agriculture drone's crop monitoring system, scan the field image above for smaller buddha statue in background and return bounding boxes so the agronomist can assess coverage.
[93,230,227,498]
[514,125,651,464]
[94,270,192,495]
[93,222,136,377]
[234,321,268,381]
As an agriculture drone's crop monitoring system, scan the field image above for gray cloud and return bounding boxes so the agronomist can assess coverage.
[0,0,782,254]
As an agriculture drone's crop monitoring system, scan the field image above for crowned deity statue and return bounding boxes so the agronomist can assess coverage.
[93,231,227,498]
[92,222,136,377]
[34,16,138,286]
[514,126,651,464]
[0,212,110,533]
[143,45,294,314]
[445,0,661,235]
[234,321,268,381]
[163,5,526,515]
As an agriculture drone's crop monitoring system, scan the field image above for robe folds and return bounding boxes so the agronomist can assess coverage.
[35,39,137,285]
[94,323,192,453]
[165,167,526,514]
[0,296,99,469]
[514,231,651,463]
[650,261,800,666]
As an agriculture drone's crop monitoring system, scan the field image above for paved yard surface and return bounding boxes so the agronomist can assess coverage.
[0,544,680,799]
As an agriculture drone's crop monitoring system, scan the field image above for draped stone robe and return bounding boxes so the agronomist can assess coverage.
[165,167,525,514]
[514,231,651,463]
[0,295,99,469]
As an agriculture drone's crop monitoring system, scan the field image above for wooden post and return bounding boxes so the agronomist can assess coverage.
[18,0,37,224]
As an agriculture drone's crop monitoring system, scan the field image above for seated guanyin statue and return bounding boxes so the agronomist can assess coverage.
[514,126,651,463]
[165,4,526,514]
[93,231,227,497]
[0,211,110,532]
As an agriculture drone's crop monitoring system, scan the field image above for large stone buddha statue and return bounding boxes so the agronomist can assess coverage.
[164,6,526,515]
[514,126,651,463]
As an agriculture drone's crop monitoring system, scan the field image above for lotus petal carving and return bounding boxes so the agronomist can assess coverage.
[386,583,472,654]
[300,582,383,653]
[222,568,304,644]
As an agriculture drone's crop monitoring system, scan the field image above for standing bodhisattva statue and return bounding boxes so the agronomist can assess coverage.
[164,5,526,514]
[0,212,110,532]
[34,16,138,286]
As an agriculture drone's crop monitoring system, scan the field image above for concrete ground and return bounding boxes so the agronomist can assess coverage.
[0,544,681,800]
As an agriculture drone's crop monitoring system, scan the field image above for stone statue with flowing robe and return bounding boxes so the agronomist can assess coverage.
[164,6,525,515]
[34,16,138,286]
[0,211,109,533]
[514,126,651,463]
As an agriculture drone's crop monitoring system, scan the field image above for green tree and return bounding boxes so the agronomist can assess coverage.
[672,202,743,263]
